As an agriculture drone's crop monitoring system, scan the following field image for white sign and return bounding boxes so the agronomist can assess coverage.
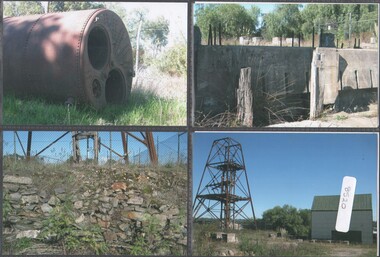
[335,176,357,233]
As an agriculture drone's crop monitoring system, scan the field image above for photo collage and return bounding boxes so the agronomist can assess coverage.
[1,1,379,256]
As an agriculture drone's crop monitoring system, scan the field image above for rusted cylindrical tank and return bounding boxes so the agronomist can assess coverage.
[4,9,134,109]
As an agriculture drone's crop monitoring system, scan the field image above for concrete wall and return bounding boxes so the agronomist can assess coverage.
[195,45,378,125]
[310,47,378,117]
[195,45,314,115]
[317,48,378,105]
[311,210,373,244]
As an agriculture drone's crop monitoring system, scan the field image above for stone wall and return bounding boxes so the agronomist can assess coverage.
[2,164,187,255]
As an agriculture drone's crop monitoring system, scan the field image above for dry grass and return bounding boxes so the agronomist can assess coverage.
[193,225,377,256]
[133,67,187,102]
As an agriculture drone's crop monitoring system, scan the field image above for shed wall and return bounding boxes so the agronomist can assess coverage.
[311,210,373,244]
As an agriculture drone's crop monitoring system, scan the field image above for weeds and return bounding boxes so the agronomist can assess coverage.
[3,238,33,254]
[130,236,152,255]
[336,114,348,120]
[195,110,241,127]
[238,236,267,255]
[193,222,220,256]
[129,215,170,255]
[2,193,12,224]
[39,201,108,255]
[196,81,309,127]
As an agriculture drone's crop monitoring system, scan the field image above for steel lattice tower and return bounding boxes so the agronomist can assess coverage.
[193,137,256,230]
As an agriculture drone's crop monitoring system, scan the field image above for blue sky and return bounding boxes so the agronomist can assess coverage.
[193,132,378,220]
[3,131,186,165]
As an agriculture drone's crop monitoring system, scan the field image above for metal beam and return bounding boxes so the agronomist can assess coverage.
[35,131,70,157]
[26,131,32,161]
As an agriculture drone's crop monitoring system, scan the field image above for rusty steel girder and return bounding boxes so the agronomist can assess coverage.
[4,9,134,109]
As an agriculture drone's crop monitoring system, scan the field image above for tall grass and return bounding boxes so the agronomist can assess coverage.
[4,90,186,125]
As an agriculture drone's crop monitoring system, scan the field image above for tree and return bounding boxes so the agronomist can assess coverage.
[4,1,44,17]
[106,2,127,21]
[249,6,262,36]
[194,5,221,39]
[357,5,378,35]
[48,1,105,12]
[3,1,106,17]
[262,205,311,238]
[144,16,170,52]
[262,4,302,39]
[217,4,257,38]
[195,4,260,40]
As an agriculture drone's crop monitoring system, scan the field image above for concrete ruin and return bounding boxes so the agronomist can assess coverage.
[195,37,378,126]
[310,48,378,119]
[210,232,238,243]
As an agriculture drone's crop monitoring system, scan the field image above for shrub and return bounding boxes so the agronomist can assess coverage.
[152,44,187,77]
[238,236,267,255]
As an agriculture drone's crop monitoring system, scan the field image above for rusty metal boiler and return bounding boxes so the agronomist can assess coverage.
[3,9,134,109]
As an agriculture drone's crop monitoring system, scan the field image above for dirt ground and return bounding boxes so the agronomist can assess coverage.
[269,104,378,128]
[327,244,377,257]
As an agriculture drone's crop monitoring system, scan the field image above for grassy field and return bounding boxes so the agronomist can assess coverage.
[4,68,187,126]
[193,224,377,256]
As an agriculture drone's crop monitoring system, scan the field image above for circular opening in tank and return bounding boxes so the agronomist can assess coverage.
[105,69,125,104]
[92,79,102,98]
[88,26,109,70]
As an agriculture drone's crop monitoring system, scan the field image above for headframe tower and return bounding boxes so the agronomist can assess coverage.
[193,137,256,230]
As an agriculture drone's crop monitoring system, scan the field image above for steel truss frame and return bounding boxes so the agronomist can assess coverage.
[193,137,256,230]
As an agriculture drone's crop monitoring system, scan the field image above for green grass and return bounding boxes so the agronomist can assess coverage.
[335,114,348,121]
[3,238,33,254]
[4,91,186,125]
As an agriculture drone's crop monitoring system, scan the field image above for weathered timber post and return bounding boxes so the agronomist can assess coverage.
[292,33,294,47]
[237,67,253,126]
[214,26,217,45]
[310,52,324,119]
[219,23,222,45]
[298,33,301,47]
[208,24,212,45]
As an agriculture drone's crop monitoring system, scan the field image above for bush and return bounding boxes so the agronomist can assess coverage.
[151,44,187,77]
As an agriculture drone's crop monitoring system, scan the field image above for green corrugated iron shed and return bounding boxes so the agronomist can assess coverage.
[312,194,372,211]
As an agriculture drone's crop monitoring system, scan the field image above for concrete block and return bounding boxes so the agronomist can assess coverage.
[227,233,237,243]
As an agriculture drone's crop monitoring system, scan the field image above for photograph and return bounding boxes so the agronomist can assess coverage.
[2,130,187,255]
[3,1,187,126]
[193,3,378,127]
[193,132,377,256]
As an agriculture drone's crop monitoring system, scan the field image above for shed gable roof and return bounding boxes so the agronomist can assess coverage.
[312,194,372,211]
